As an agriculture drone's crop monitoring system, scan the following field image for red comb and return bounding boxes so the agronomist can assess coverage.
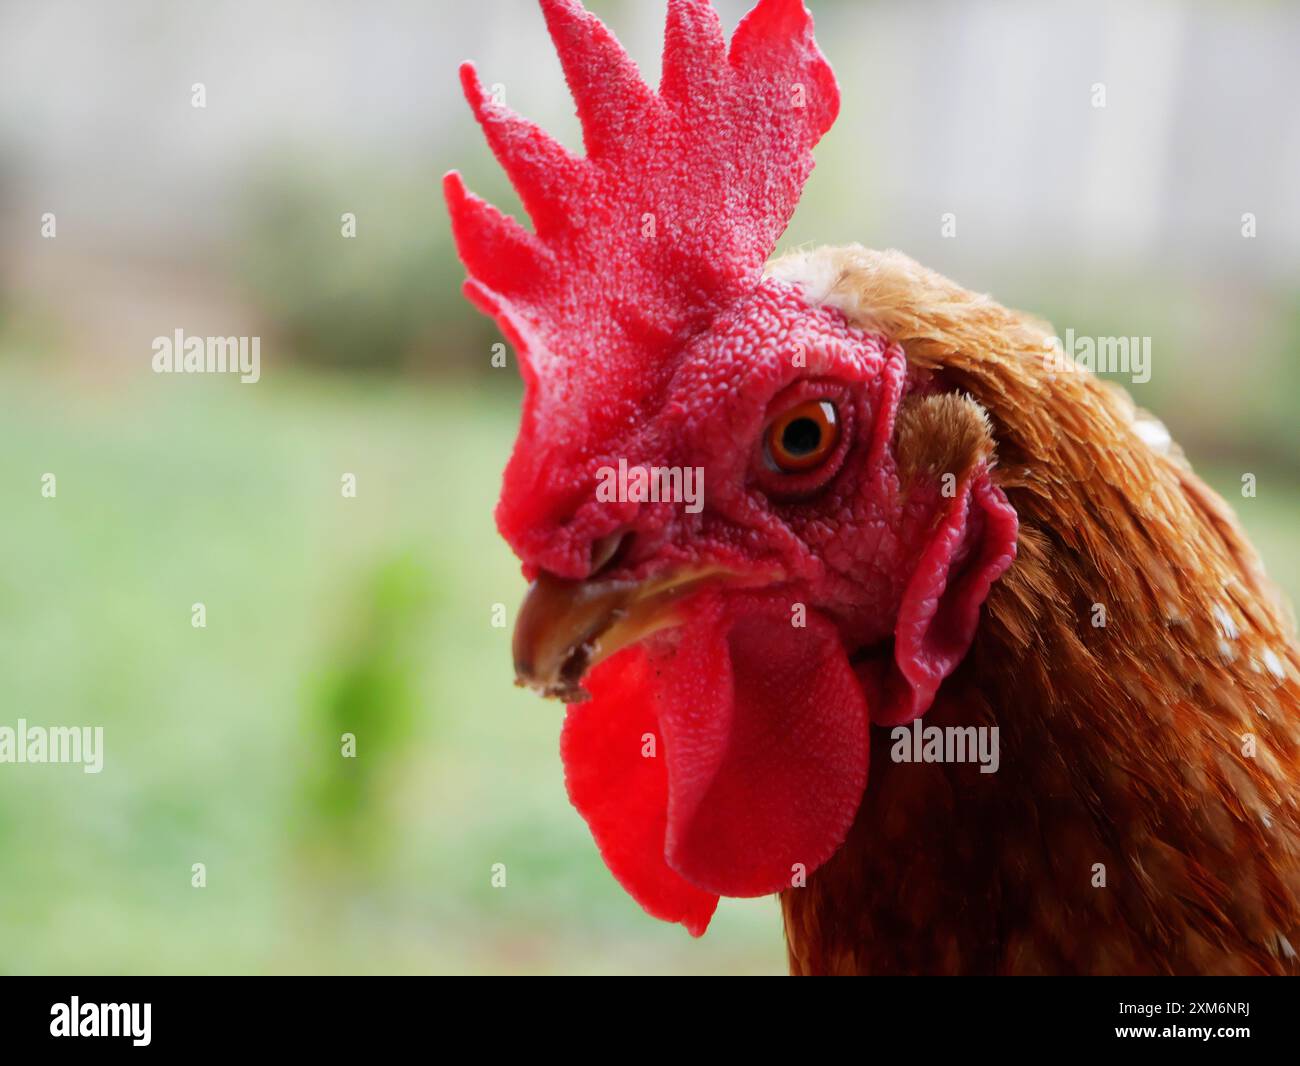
[444,0,838,430]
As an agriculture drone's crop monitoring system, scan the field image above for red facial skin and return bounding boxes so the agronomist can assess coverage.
[499,277,1003,657]
[446,0,1018,934]
[498,278,1018,929]
[501,279,912,633]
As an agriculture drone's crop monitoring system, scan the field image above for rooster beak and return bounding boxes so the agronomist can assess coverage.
[512,567,733,702]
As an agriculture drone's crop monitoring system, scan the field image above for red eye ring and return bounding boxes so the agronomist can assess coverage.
[764,399,840,473]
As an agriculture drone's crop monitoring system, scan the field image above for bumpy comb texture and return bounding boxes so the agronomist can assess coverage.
[444,0,839,433]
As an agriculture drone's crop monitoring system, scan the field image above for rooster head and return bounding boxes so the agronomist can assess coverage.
[445,0,1018,935]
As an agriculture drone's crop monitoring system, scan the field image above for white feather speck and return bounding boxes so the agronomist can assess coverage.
[1212,603,1240,641]
[1133,417,1172,453]
[1262,648,1285,679]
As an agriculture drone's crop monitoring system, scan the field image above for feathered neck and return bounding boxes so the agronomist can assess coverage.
[774,244,1300,975]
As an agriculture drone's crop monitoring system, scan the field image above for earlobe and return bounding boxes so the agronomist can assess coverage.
[874,471,1019,727]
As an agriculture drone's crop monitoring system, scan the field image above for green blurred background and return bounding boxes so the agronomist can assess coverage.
[0,0,1297,974]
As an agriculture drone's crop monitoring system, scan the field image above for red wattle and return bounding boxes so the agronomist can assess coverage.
[561,647,720,936]
[561,592,869,933]
[655,593,870,898]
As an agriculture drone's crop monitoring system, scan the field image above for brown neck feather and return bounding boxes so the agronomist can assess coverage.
[776,245,1300,975]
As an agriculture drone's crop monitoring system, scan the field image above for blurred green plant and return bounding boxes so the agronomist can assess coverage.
[297,551,435,867]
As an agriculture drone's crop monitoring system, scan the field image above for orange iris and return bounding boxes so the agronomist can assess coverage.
[765,399,840,473]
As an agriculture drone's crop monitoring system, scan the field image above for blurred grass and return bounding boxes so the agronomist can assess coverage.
[0,361,784,975]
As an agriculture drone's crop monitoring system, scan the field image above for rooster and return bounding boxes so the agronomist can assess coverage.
[444,0,1300,975]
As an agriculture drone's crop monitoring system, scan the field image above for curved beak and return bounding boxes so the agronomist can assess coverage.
[512,567,732,702]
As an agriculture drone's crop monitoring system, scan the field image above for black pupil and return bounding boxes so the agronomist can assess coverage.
[782,417,822,457]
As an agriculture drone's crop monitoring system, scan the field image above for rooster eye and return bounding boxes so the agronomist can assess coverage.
[765,399,840,473]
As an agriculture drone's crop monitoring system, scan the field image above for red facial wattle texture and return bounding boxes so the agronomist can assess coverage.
[562,593,869,933]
